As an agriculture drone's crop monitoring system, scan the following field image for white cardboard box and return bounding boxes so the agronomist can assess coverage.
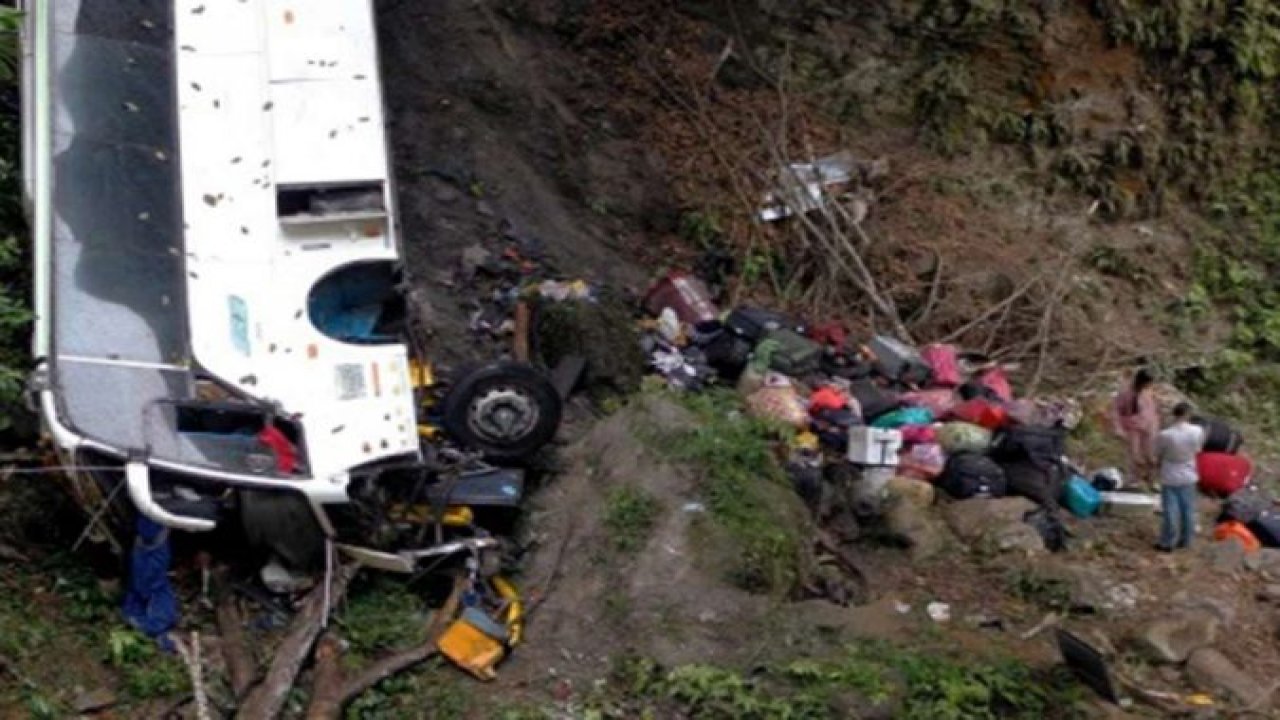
[847,426,903,466]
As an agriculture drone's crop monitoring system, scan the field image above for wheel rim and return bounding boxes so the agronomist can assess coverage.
[467,385,540,444]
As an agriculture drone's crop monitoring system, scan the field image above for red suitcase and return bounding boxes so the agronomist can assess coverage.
[1197,453,1253,497]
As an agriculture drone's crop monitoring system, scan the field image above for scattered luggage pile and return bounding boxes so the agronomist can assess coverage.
[638,271,1143,548]
[639,270,1280,556]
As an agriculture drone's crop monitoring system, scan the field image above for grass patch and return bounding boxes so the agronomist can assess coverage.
[593,642,1085,720]
[651,390,811,595]
[603,484,662,553]
[1005,568,1074,614]
[338,576,428,659]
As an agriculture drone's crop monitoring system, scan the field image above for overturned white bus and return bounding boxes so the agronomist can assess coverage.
[21,0,560,569]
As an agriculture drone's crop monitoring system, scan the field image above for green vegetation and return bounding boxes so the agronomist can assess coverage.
[603,484,663,554]
[0,7,29,434]
[660,390,810,595]
[338,576,429,659]
[577,643,1085,719]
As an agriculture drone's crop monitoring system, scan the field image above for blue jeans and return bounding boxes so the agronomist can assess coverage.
[1160,484,1197,549]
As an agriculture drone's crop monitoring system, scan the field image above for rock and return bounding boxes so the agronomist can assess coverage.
[1258,584,1280,603]
[1135,611,1220,664]
[1186,647,1271,709]
[1205,537,1246,574]
[992,522,1048,556]
[886,476,935,507]
[944,497,1036,543]
[459,244,493,278]
[883,480,948,560]
[1029,563,1134,614]
[74,689,118,713]
[1171,591,1238,627]
[1249,548,1280,581]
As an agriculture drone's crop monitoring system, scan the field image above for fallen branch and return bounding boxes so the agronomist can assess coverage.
[235,562,359,720]
[216,595,256,700]
[304,576,465,720]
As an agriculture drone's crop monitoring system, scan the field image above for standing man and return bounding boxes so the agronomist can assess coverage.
[1154,402,1205,552]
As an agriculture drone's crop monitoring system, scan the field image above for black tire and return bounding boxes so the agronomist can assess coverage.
[441,363,563,463]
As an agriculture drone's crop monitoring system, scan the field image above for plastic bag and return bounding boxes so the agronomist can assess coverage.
[898,443,946,480]
[936,422,992,453]
[746,373,809,428]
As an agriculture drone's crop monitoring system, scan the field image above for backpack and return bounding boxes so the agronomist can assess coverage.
[939,452,1007,500]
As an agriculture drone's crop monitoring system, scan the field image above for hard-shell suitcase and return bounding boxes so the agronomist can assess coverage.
[921,344,962,387]
[867,335,932,386]
[1197,452,1253,497]
[850,379,900,421]
[1062,475,1102,518]
[762,328,823,377]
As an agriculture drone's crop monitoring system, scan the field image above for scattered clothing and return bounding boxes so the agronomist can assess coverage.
[122,516,178,644]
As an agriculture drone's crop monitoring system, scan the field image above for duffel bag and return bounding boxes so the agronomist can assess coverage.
[1192,416,1243,454]
[871,406,935,430]
[1248,510,1280,549]
[1221,485,1274,525]
[1001,458,1064,508]
[950,399,1009,431]
[1197,452,1253,497]
[991,424,1066,469]
[939,452,1007,500]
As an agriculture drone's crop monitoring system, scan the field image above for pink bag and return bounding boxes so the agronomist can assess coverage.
[898,443,946,480]
[979,367,1014,402]
[902,388,958,417]
[921,344,962,387]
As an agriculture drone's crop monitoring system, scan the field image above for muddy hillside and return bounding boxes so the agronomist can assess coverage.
[6,1,1280,719]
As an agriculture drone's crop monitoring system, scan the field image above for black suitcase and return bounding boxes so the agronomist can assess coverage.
[1192,416,1243,454]
[939,452,1008,500]
[725,307,799,343]
[850,379,900,421]
[1249,510,1280,548]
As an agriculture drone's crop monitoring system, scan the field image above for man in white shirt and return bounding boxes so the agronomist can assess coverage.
[1155,402,1205,552]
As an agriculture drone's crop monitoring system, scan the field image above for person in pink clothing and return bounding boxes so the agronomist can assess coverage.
[1110,369,1160,490]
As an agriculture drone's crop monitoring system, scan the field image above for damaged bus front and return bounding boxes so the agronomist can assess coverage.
[22,0,560,569]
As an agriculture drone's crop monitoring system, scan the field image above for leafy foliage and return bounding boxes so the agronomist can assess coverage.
[0,7,29,435]
[590,644,1085,720]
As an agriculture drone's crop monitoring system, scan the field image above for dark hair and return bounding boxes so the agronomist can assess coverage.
[1173,402,1192,419]
[1128,369,1154,415]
